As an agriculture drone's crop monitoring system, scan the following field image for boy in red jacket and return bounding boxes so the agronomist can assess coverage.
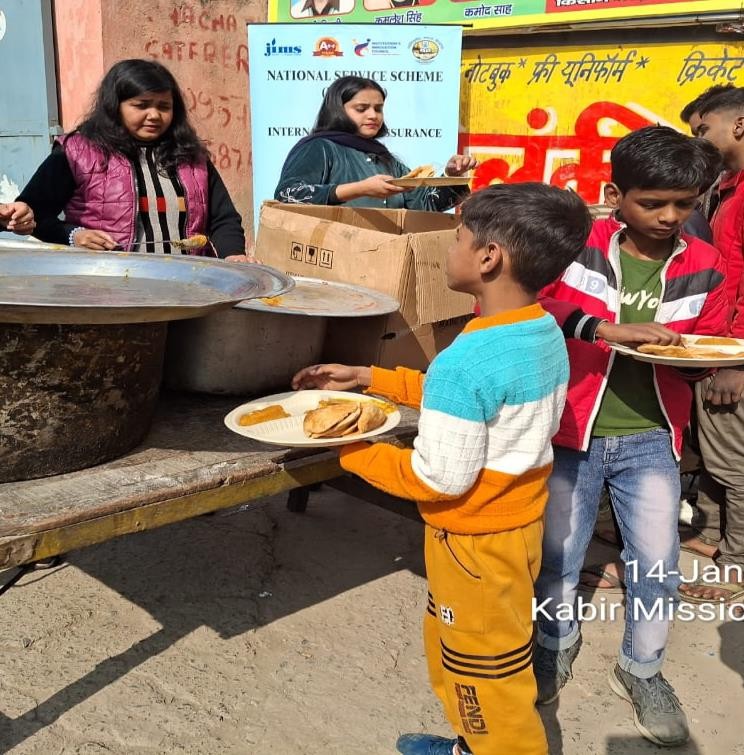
[534,126,726,748]
[680,85,744,607]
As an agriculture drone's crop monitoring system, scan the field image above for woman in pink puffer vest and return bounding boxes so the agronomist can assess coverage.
[17,59,247,260]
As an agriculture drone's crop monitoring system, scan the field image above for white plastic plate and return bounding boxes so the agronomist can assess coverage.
[224,390,401,448]
[607,334,744,368]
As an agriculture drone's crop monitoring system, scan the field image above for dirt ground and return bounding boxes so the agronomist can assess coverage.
[1,487,742,755]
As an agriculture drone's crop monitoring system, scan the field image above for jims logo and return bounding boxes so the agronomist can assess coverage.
[411,38,441,63]
[264,38,302,56]
[313,37,343,57]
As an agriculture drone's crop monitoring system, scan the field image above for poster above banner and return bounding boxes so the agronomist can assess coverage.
[268,0,741,32]
[247,23,463,228]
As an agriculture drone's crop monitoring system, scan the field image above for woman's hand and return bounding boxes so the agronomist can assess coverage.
[337,175,407,202]
[0,202,35,235]
[595,322,681,346]
[444,155,478,177]
[292,363,372,391]
[72,229,117,250]
[225,243,261,264]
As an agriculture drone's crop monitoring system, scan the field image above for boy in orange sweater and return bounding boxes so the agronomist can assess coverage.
[292,183,592,755]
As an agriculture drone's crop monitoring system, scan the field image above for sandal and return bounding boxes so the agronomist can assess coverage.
[678,530,719,559]
[578,563,626,594]
[679,577,744,604]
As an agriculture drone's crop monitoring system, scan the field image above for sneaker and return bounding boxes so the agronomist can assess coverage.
[608,664,690,747]
[396,733,470,755]
[533,635,583,704]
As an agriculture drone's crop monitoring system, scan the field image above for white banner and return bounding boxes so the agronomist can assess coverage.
[247,23,464,227]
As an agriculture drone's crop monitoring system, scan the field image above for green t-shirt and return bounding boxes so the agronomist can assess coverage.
[593,249,668,437]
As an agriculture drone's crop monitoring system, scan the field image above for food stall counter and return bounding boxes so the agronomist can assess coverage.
[0,392,419,571]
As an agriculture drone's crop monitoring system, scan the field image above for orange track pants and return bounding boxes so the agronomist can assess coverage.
[423,522,548,755]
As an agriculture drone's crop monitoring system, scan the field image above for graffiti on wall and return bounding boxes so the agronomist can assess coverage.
[143,2,250,176]
[135,3,259,226]
[459,41,744,203]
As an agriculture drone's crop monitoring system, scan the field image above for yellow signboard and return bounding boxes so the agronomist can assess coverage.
[268,0,741,32]
[460,40,744,203]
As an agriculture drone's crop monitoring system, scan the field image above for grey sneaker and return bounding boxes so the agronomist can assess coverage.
[608,664,690,747]
[533,635,583,704]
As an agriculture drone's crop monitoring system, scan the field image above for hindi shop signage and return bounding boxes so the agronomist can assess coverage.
[267,0,740,33]
[459,39,744,204]
[247,23,463,227]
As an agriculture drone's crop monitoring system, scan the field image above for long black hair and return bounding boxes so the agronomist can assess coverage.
[74,59,207,170]
[313,76,389,137]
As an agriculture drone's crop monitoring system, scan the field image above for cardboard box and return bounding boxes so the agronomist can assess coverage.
[256,202,474,369]
[256,202,472,326]
[322,313,473,372]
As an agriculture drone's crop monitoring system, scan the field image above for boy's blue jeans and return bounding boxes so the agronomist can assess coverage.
[535,429,681,679]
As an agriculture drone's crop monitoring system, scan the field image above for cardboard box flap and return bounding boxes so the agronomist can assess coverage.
[260,202,460,235]
[333,206,406,234]
[259,202,345,224]
[400,209,459,234]
[259,201,398,248]
[260,201,406,234]
[410,233,474,325]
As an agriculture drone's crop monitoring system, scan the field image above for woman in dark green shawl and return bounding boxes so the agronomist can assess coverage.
[274,76,476,211]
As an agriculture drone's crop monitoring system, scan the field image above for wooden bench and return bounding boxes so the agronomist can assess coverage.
[0,392,420,572]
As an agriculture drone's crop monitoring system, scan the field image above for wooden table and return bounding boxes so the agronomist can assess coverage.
[0,392,419,571]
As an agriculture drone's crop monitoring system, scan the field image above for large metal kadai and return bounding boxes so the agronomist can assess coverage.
[0,244,293,481]
[0,243,293,324]
[0,321,167,482]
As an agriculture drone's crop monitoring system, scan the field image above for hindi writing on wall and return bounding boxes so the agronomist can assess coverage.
[459,41,744,203]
